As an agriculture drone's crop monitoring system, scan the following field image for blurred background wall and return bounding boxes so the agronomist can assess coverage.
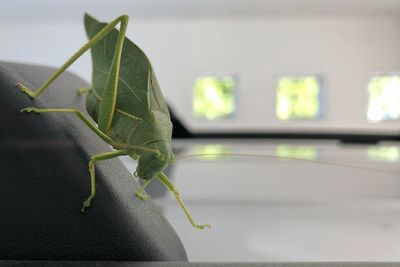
[1,0,400,134]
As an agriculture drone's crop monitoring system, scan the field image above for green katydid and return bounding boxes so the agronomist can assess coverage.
[16,13,210,230]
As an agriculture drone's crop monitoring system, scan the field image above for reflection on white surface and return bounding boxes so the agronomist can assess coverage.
[190,144,233,161]
[276,144,318,160]
[121,140,400,262]
[368,146,400,162]
[157,200,400,261]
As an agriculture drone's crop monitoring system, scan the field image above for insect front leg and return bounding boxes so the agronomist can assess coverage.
[156,172,211,230]
[135,179,152,200]
[81,150,128,212]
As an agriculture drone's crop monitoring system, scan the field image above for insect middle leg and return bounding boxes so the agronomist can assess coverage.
[81,150,127,212]
[21,107,113,145]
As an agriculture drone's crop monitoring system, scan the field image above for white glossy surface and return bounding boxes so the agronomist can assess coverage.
[121,139,400,261]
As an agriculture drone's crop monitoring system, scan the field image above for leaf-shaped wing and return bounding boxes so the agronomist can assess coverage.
[84,13,170,122]
[148,68,171,119]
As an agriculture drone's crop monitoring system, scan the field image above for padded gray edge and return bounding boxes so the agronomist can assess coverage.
[0,61,187,261]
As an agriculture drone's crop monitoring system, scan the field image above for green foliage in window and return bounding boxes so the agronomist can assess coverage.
[193,76,235,120]
[367,146,400,162]
[367,76,400,122]
[276,145,317,160]
[276,76,320,120]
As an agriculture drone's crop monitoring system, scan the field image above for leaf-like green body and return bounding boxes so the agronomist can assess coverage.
[16,14,209,228]
[84,14,172,154]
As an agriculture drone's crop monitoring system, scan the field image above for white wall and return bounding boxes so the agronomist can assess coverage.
[1,15,400,134]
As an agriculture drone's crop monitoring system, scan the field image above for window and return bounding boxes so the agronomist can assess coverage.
[276,76,321,120]
[193,75,235,120]
[367,76,400,122]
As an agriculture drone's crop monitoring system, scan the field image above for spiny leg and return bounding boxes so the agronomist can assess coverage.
[20,107,153,154]
[156,172,211,230]
[20,107,129,211]
[21,107,113,145]
[81,150,128,212]
[16,15,129,99]
[19,107,159,212]
[135,179,152,200]
[96,14,128,132]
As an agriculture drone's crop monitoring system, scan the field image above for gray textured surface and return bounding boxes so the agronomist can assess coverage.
[0,61,187,261]
[1,261,400,266]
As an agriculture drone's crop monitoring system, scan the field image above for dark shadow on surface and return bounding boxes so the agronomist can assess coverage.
[0,61,187,261]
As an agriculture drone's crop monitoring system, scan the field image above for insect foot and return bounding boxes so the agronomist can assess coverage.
[78,87,91,95]
[135,191,151,201]
[16,82,35,98]
[155,150,165,161]
[81,198,93,213]
[20,107,39,113]
[193,223,212,230]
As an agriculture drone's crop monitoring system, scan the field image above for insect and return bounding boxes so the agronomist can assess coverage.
[16,13,210,230]
[15,13,398,232]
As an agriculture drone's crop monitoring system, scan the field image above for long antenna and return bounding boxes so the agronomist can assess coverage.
[173,153,399,175]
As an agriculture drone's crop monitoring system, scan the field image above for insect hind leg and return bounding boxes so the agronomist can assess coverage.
[16,15,129,99]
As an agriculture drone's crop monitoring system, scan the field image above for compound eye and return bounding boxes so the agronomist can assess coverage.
[156,153,165,161]
[153,150,164,161]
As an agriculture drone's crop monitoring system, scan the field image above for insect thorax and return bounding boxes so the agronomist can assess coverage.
[132,140,174,180]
